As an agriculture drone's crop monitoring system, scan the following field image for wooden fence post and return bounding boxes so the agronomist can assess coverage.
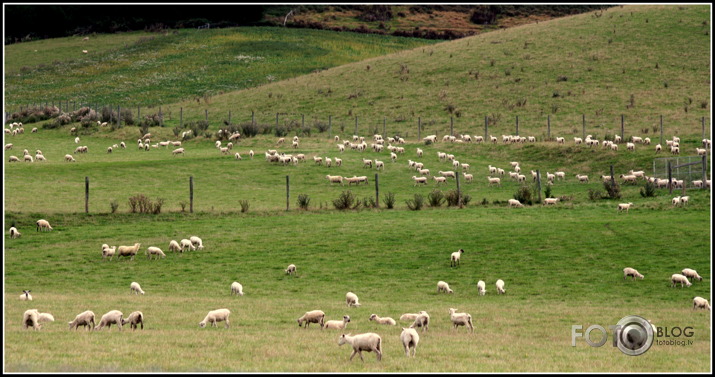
[252,111,255,125]
[190,176,194,213]
[375,173,379,208]
[276,112,279,129]
[205,109,208,122]
[286,175,290,211]
[450,116,454,137]
[515,115,519,136]
[703,154,708,185]
[667,161,673,195]
[582,114,585,140]
[536,170,542,203]
[85,176,89,213]
[702,116,705,140]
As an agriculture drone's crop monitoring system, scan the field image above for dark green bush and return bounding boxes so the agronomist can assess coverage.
[604,180,622,199]
[406,194,425,210]
[640,181,657,198]
[297,194,311,210]
[333,190,360,210]
[383,192,396,209]
[427,189,445,207]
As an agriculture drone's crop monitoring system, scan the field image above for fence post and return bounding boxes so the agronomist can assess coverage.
[418,117,421,141]
[582,114,586,140]
[450,116,454,137]
[702,116,706,140]
[660,115,663,146]
[456,171,462,208]
[205,109,208,122]
[547,115,551,140]
[703,155,708,185]
[667,161,673,194]
[85,176,89,214]
[375,173,379,208]
[621,114,624,141]
[515,115,519,136]
[286,175,290,211]
[190,176,194,213]
[536,170,542,203]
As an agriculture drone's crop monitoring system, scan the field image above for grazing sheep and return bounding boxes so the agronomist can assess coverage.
[68,310,96,331]
[477,280,486,296]
[249,150,254,159]
[400,327,420,357]
[369,314,396,326]
[75,136,80,143]
[325,157,332,167]
[670,146,680,155]
[120,142,126,149]
[626,142,635,151]
[285,264,297,275]
[671,274,692,288]
[693,297,711,310]
[117,243,141,260]
[199,308,231,328]
[8,155,20,163]
[121,311,144,330]
[146,246,166,259]
[168,240,181,253]
[680,196,689,205]
[346,292,361,307]
[102,245,116,260]
[496,279,506,294]
[338,333,383,362]
[433,176,447,185]
[5,143,12,150]
[487,176,501,187]
[556,137,565,144]
[130,282,145,295]
[230,281,244,296]
[399,313,419,321]
[508,199,524,208]
[325,315,351,330]
[337,144,345,152]
[10,226,21,239]
[450,248,464,267]
[696,148,707,156]
[180,239,195,252]
[20,290,32,301]
[672,196,682,206]
[190,236,204,250]
[36,219,53,232]
[681,268,702,282]
[412,176,428,186]
[297,310,325,328]
[623,267,644,280]
[95,310,124,331]
[409,311,430,332]
[448,308,474,333]
[23,309,41,330]
[617,202,634,213]
[439,170,456,179]
[172,148,185,156]
[437,281,453,294]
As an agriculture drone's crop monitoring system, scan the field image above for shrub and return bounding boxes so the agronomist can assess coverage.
[383,192,396,209]
[588,189,604,201]
[151,198,165,214]
[333,190,361,210]
[110,200,119,214]
[445,189,470,207]
[140,114,162,128]
[481,197,489,206]
[274,125,288,137]
[640,181,657,198]
[603,180,622,199]
[300,125,312,137]
[544,184,553,199]
[513,184,536,205]
[120,108,134,126]
[297,194,311,210]
[179,201,188,212]
[100,106,117,123]
[128,194,164,214]
[405,194,425,210]
[239,122,261,138]
[427,189,445,207]
[314,121,329,133]
[362,196,377,208]
[239,200,250,213]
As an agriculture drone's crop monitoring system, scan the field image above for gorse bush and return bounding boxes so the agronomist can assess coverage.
[383,192,396,209]
[128,194,164,214]
[513,184,537,205]
[640,181,657,197]
[445,189,470,207]
[333,190,361,210]
[297,194,311,210]
[603,180,622,199]
[427,189,445,207]
[588,189,604,201]
[238,122,261,138]
[405,194,425,210]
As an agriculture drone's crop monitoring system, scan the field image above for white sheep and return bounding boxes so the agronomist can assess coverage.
[285,264,297,275]
[231,281,244,296]
[326,175,344,185]
[75,136,80,143]
[146,246,166,259]
[130,281,145,295]
[120,141,126,149]
[362,158,372,168]
[400,327,420,357]
[477,280,486,296]
[5,143,12,150]
[375,159,384,170]
[369,314,396,326]
[626,142,635,151]
[693,297,711,310]
[36,219,53,232]
[671,274,692,288]
[199,308,231,328]
[95,310,124,331]
[487,176,501,187]
[117,243,141,260]
[172,147,185,155]
[448,308,474,333]
[399,313,420,321]
[10,226,21,239]
[325,157,332,167]
[8,155,19,163]
[623,267,644,280]
[121,311,144,330]
[508,199,524,208]
[190,236,204,250]
[35,154,46,162]
[324,315,351,330]
[102,245,116,261]
[412,176,428,186]
[409,311,430,332]
[313,156,323,165]
[23,309,41,330]
[463,172,473,182]
[496,279,506,294]
[68,310,95,330]
[19,290,32,301]
[556,137,565,144]
[334,157,342,167]
[617,202,634,213]
[437,281,453,294]
[416,148,423,157]
[575,174,589,183]
[297,310,325,328]
[680,196,689,205]
[168,240,181,253]
[22,155,33,163]
[180,239,195,252]
[249,150,254,159]
[450,248,464,267]
[433,176,447,185]
[346,291,361,307]
[672,196,682,206]
[337,333,383,362]
[543,198,559,205]
[440,170,456,179]
[681,268,702,282]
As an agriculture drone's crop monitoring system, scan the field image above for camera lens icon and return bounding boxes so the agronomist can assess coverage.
[614,315,654,356]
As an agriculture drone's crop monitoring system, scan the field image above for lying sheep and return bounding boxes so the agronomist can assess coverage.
[121,311,144,330]
[36,219,53,232]
[338,333,383,362]
[199,308,231,328]
[400,327,420,357]
[10,226,21,239]
[130,281,145,295]
[623,267,644,280]
[369,314,396,326]
[297,310,325,328]
[437,281,453,294]
[190,236,204,250]
[448,308,474,333]
[324,315,351,330]
[477,280,486,296]
[346,292,361,307]
[146,246,166,259]
[95,310,124,331]
[117,243,141,260]
[400,313,420,321]
[693,297,711,310]
[671,274,692,288]
[285,264,297,275]
[496,279,506,294]
[231,281,244,296]
[681,268,702,282]
[617,202,634,213]
[180,239,195,252]
[450,248,464,267]
[68,310,95,330]
[508,199,524,208]
[20,290,32,301]
[409,311,430,332]
[23,309,41,330]
[168,240,181,253]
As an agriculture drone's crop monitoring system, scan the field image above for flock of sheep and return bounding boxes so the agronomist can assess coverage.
[623,267,710,310]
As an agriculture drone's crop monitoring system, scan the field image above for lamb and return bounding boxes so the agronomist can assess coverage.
[326,175,344,185]
[543,198,559,205]
[496,279,506,294]
[68,310,95,330]
[130,281,145,295]
[508,199,524,208]
[117,243,141,260]
[369,314,396,326]
[671,274,692,288]
[433,176,447,185]
[297,310,325,328]
[672,196,682,207]
[681,268,702,282]
[346,291,362,307]
[20,290,32,301]
[419,168,430,176]
[412,176,428,186]
[95,310,124,331]
[121,311,144,330]
[416,148,423,157]
[285,264,297,275]
[199,308,231,328]
[626,142,635,151]
[423,135,437,144]
[696,148,707,156]
[362,158,372,168]
[180,239,196,252]
[102,245,116,260]
[399,313,419,321]
[477,280,486,296]
[487,176,501,187]
[390,152,398,162]
[10,226,21,239]
[313,156,323,165]
[680,195,690,205]
[190,236,204,250]
[463,172,473,182]
[623,267,644,280]
[324,315,351,330]
[617,202,634,213]
[168,240,181,253]
[450,248,464,267]
[448,308,474,333]
[693,297,711,310]
[438,152,447,161]
[400,327,420,357]
[337,333,382,362]
[409,311,430,332]
[375,160,384,170]
[146,246,166,259]
[337,144,345,153]
[440,170,456,179]
[231,281,244,296]
[325,157,332,167]
[36,219,53,232]
[437,280,454,294]
[172,148,185,155]
[556,137,565,144]
[23,309,41,330]
[9,155,19,163]
[575,174,589,183]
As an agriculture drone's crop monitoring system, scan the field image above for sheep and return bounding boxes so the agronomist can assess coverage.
[623,267,644,280]
[292,140,299,149]
[362,158,373,168]
[120,142,126,149]
[574,137,583,145]
[180,239,195,252]
[453,160,460,169]
[556,137,565,144]
[400,327,420,357]
[440,170,456,179]
[487,176,501,187]
[399,313,419,321]
[433,176,447,185]
[10,226,21,239]
[285,264,297,275]
[95,310,124,331]
[696,148,707,156]
[326,175,344,185]
[375,160,384,170]
[231,281,244,296]
[438,152,447,161]
[495,279,506,294]
[508,199,524,208]
[672,196,682,207]
[575,174,589,183]
[325,157,332,167]
[617,202,634,213]
[655,144,662,153]
[368,314,396,326]
[414,162,424,170]
[190,236,204,250]
[23,309,41,330]
[463,172,473,182]
[20,290,32,301]
[416,148,423,157]
[346,292,361,307]
[681,268,702,282]
[102,245,116,260]
[168,240,181,253]
[31,127,38,133]
[543,198,559,205]
[298,310,325,328]
[325,315,351,330]
[75,136,80,144]
[448,308,474,333]
[477,280,486,296]
[121,311,144,330]
[450,248,464,267]
[130,281,145,295]
[338,333,383,362]
[437,280,453,294]
[36,219,53,232]
[146,246,166,259]
[409,311,430,332]
[446,154,455,162]
[337,144,345,153]
[172,148,185,156]
[199,308,231,328]
[412,176,428,186]
[670,146,680,155]
[693,297,711,310]
[23,154,34,163]
[671,274,692,288]
[423,135,437,144]
[68,310,95,331]
[8,155,19,163]
[5,143,12,150]
[249,150,254,159]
